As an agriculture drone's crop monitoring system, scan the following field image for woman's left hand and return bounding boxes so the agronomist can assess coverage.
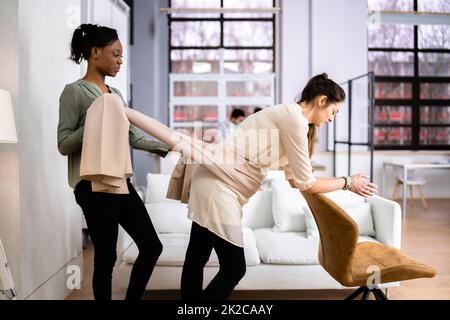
[349,174,378,197]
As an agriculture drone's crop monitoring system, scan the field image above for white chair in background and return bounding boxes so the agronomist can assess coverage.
[391,157,428,210]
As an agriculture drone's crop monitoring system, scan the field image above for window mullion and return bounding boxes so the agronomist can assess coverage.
[218,48,227,127]
[412,24,420,147]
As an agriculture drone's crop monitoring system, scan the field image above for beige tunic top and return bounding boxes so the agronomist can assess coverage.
[126,103,316,247]
[187,103,317,247]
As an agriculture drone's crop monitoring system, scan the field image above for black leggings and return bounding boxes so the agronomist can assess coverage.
[74,179,162,300]
[181,222,246,301]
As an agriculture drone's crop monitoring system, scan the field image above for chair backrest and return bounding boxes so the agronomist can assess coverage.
[301,191,359,286]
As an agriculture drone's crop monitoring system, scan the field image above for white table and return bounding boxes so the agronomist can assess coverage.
[382,161,450,216]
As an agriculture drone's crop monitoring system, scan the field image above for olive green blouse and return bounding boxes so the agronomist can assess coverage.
[57,79,169,189]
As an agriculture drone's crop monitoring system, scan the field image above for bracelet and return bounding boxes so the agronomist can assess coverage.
[342,176,349,190]
[347,176,354,191]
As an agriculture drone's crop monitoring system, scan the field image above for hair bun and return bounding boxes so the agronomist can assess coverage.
[79,24,99,37]
[70,24,118,64]
[320,73,329,80]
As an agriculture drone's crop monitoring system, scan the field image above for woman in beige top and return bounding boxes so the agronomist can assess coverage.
[125,73,378,301]
[181,74,376,301]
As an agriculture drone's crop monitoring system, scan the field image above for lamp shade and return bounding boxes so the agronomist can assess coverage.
[0,89,18,143]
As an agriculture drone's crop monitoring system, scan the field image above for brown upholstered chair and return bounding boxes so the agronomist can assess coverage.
[301,191,436,300]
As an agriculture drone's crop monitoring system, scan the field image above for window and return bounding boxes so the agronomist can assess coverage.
[368,0,450,150]
[168,0,277,142]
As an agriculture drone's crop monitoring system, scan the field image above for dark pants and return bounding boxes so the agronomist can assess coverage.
[74,179,162,300]
[181,222,246,301]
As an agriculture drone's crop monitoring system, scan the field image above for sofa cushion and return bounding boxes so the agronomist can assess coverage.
[304,205,318,239]
[254,228,319,265]
[305,201,376,238]
[242,189,274,229]
[122,228,260,266]
[358,236,379,244]
[345,202,376,236]
[324,190,366,207]
[146,202,191,234]
[145,173,178,203]
[123,233,218,266]
[271,179,308,232]
[254,228,379,265]
[242,227,261,265]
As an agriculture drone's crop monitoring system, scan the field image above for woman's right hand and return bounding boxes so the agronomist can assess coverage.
[349,173,378,197]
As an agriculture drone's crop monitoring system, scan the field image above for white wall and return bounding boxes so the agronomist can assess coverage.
[311,0,369,151]
[129,0,170,188]
[311,0,368,84]
[280,0,311,104]
[0,0,22,299]
[0,0,84,300]
[18,0,84,300]
[281,0,368,151]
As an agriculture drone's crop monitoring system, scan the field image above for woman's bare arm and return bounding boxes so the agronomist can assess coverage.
[289,174,378,197]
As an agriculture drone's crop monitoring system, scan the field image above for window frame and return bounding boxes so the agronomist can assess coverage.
[168,0,277,137]
[369,0,450,150]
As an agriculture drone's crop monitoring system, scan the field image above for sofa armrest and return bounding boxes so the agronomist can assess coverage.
[367,195,402,249]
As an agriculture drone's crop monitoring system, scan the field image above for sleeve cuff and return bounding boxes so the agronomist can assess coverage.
[132,138,170,158]
[294,176,317,191]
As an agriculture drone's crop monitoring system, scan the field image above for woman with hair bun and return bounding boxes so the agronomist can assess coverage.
[57,24,170,300]
[120,72,379,301]
[173,72,379,300]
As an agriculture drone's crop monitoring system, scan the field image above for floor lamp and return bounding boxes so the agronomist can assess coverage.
[0,88,18,300]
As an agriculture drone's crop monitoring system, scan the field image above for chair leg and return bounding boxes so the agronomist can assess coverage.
[345,286,366,300]
[361,287,370,300]
[417,185,428,210]
[409,185,414,206]
[391,180,401,200]
[372,287,389,300]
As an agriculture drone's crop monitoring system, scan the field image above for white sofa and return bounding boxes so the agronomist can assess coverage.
[117,169,402,292]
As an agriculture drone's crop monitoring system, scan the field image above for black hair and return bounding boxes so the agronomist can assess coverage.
[70,24,119,64]
[297,73,346,105]
[254,107,262,114]
[231,109,246,119]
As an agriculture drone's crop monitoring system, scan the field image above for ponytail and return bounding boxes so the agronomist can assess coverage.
[297,73,346,157]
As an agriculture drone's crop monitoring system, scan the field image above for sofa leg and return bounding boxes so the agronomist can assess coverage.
[345,286,366,300]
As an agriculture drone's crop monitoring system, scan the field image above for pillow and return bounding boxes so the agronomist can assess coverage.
[305,201,376,238]
[271,179,308,232]
[304,207,319,239]
[145,173,178,204]
[145,202,191,233]
[344,202,376,236]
